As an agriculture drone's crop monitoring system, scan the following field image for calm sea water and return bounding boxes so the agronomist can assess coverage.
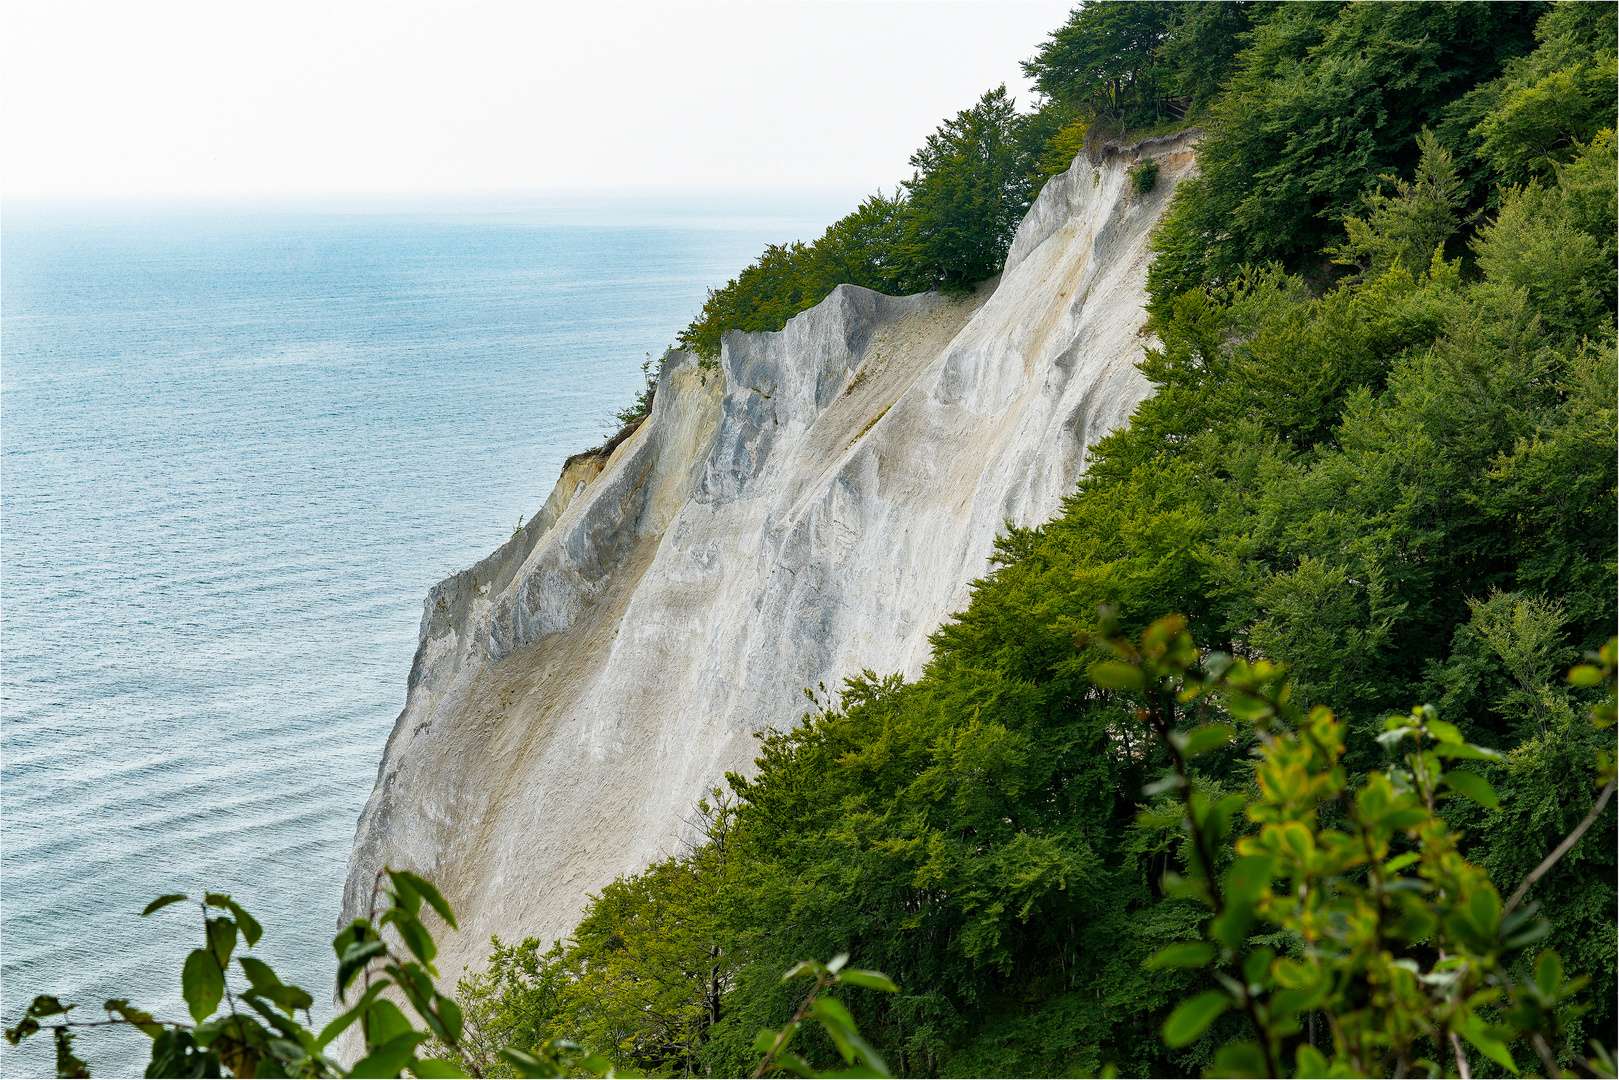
[0,195,838,1076]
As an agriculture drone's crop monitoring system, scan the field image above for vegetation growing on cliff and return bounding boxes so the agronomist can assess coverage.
[11,4,1611,1078]
[464,4,1617,1077]
[675,87,1047,356]
[673,1,1591,362]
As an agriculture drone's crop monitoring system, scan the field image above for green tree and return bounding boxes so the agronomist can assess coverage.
[1328,130,1471,279]
[1091,613,1616,1078]
[1472,1,1618,182]
[1157,2,1280,117]
[900,86,1043,292]
[1147,1,1542,303]
[1021,2,1178,129]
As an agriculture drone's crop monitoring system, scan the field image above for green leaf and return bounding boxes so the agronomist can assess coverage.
[1383,852,1420,874]
[141,894,189,917]
[769,1051,816,1078]
[436,994,463,1044]
[395,913,439,970]
[315,982,386,1049]
[54,1027,89,1079]
[1243,947,1275,988]
[1383,808,1429,830]
[333,917,376,960]
[809,998,859,1063]
[1143,771,1187,796]
[1288,1049,1327,1080]
[102,998,163,1039]
[1460,1013,1516,1072]
[810,997,855,1030]
[1226,855,1273,903]
[1441,770,1500,810]
[238,993,302,1039]
[414,1058,471,1079]
[836,969,899,993]
[1145,942,1215,970]
[1504,917,1552,950]
[1210,1040,1268,1077]
[363,999,414,1048]
[336,939,388,1001]
[387,871,423,917]
[499,1046,565,1079]
[348,1031,427,1078]
[392,871,457,931]
[1163,991,1228,1047]
[25,996,74,1020]
[1377,726,1416,749]
[1433,742,1505,763]
[206,917,238,970]
[147,1029,207,1077]
[1175,723,1236,758]
[1425,718,1465,744]
[245,982,314,1016]
[238,956,279,991]
[4,1018,40,1046]
[1568,664,1604,687]
[226,901,263,948]
[182,949,225,1023]
[840,1029,890,1076]
[581,1051,634,1077]
[1271,957,1319,991]
[1089,660,1145,691]
[1467,887,1502,940]
[1534,950,1565,998]
[1224,692,1275,722]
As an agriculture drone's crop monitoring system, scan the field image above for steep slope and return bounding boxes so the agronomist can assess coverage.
[342,133,1199,981]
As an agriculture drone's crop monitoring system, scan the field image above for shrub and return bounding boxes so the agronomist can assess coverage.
[1131,158,1160,193]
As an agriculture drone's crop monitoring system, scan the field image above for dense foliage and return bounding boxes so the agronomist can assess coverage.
[1088,613,1616,1079]
[7,872,498,1079]
[676,89,1048,356]
[677,1,1598,359]
[463,4,1616,1077]
[678,1,1304,356]
[13,5,1610,1079]
[4,872,898,1080]
[1145,1,1610,302]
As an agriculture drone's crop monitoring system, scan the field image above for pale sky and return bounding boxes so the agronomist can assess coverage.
[2,1,1075,202]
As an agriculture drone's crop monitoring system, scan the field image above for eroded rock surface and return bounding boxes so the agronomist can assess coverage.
[343,133,1199,981]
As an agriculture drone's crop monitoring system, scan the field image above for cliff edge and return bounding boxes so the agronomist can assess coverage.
[342,132,1199,981]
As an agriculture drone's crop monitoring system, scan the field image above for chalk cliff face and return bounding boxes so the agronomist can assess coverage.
[342,133,1199,979]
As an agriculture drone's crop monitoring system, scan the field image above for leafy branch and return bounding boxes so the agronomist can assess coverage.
[750,954,900,1079]
[1087,611,1615,1078]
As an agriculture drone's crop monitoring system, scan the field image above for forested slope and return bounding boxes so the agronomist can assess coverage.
[454,4,1616,1077]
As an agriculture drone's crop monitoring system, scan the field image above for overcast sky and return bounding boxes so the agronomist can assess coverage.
[2,1,1074,202]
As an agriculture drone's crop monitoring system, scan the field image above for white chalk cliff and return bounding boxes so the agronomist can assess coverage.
[342,133,1199,981]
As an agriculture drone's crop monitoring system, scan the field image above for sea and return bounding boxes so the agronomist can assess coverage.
[0,192,844,1077]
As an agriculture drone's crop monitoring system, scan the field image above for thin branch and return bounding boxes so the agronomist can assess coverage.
[1531,1033,1561,1080]
[750,972,828,1079]
[1505,778,1616,914]
[1152,683,1281,1080]
[1449,1031,1472,1080]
